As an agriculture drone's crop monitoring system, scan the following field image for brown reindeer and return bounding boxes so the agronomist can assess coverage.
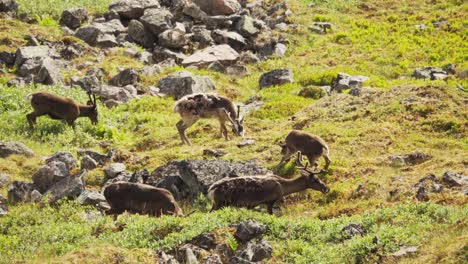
[173,93,245,146]
[26,92,98,129]
[279,130,331,172]
[207,152,330,214]
[103,182,183,217]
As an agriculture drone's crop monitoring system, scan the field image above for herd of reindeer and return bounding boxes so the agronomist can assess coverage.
[26,91,332,217]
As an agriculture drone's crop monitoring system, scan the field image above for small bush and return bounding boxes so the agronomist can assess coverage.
[298,86,327,99]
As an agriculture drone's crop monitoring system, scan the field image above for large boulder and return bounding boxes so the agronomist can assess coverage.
[259,68,294,89]
[109,0,160,19]
[0,141,34,158]
[95,85,137,106]
[32,161,70,193]
[193,0,241,16]
[212,30,247,51]
[148,160,270,200]
[75,20,124,47]
[0,0,18,16]
[35,58,63,85]
[140,8,173,36]
[14,46,50,67]
[128,19,155,49]
[45,151,78,171]
[7,181,42,204]
[157,71,216,99]
[60,8,89,30]
[158,29,188,49]
[182,44,239,67]
[109,68,139,87]
[44,170,86,204]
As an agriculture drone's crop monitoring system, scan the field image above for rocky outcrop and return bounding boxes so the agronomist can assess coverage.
[148,160,270,200]
[0,141,34,158]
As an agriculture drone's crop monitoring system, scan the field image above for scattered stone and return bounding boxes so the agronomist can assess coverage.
[390,246,418,258]
[81,155,98,170]
[334,73,370,92]
[193,0,241,16]
[109,0,160,19]
[191,25,214,48]
[237,139,255,148]
[7,181,42,204]
[412,67,449,80]
[32,161,70,193]
[182,44,239,67]
[0,0,18,16]
[128,19,156,49]
[44,170,86,204]
[45,151,77,171]
[77,190,106,206]
[203,149,226,158]
[109,68,139,87]
[207,61,226,73]
[60,8,89,30]
[158,29,188,49]
[226,65,250,77]
[0,141,34,158]
[104,163,126,178]
[309,22,332,34]
[234,220,267,242]
[389,152,431,167]
[140,8,173,36]
[0,194,7,216]
[259,68,294,89]
[149,160,270,200]
[158,71,216,99]
[61,46,82,60]
[414,175,443,201]
[341,224,366,239]
[442,171,467,187]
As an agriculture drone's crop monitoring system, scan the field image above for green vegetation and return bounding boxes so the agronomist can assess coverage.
[0,0,467,263]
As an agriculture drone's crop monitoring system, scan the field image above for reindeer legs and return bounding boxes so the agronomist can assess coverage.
[176,117,198,146]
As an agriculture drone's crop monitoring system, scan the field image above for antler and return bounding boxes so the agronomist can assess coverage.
[222,108,237,126]
[93,93,97,106]
[295,151,310,171]
[237,105,241,119]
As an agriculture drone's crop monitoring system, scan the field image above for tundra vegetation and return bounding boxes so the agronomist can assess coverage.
[0,0,467,263]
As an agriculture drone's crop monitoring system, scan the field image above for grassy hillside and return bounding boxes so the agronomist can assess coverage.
[0,0,467,263]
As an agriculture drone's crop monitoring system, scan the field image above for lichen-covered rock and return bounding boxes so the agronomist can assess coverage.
[14,46,50,67]
[259,68,294,89]
[109,68,139,87]
[32,161,70,193]
[45,151,78,171]
[158,71,216,99]
[80,155,98,170]
[77,190,106,206]
[0,194,8,216]
[44,170,86,204]
[234,220,267,242]
[182,44,239,67]
[60,8,89,30]
[0,141,34,158]
[140,8,173,36]
[158,29,188,49]
[128,19,155,49]
[7,181,42,204]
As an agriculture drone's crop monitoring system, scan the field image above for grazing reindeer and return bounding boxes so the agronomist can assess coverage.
[26,92,98,129]
[103,182,184,217]
[173,93,245,146]
[279,130,331,172]
[208,152,330,214]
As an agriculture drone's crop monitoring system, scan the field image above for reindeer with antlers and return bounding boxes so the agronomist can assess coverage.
[173,93,245,146]
[26,91,98,129]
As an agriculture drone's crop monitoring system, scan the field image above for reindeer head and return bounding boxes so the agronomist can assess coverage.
[296,152,329,194]
[230,105,245,137]
[86,93,98,125]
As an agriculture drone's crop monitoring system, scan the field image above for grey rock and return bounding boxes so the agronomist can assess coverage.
[442,171,467,187]
[105,10,120,20]
[97,85,136,105]
[157,250,180,264]
[203,149,226,158]
[234,220,267,242]
[60,8,88,30]
[334,73,370,92]
[225,64,250,77]
[236,15,259,37]
[229,256,253,264]
[259,68,294,89]
[309,22,332,34]
[81,155,98,170]
[77,149,114,165]
[158,71,216,99]
[191,26,214,48]
[128,19,156,49]
[35,58,63,85]
[17,59,41,78]
[0,173,9,188]
[191,233,216,250]
[109,68,139,87]
[77,190,106,206]
[0,141,34,158]
[0,194,7,216]
[6,77,30,87]
[104,163,126,178]
[273,43,287,57]
[74,20,124,47]
[388,152,431,167]
[45,151,77,171]
[32,161,70,193]
[140,64,162,76]
[412,66,447,80]
[140,8,173,36]
[153,47,187,64]
[250,239,272,262]
[185,247,198,264]
[71,75,100,92]
[0,51,15,66]
[239,51,260,64]
[390,246,418,258]
[61,46,82,60]
[158,29,188,49]
[139,50,154,64]
[203,14,241,30]
[96,33,119,48]
[212,30,247,51]
[193,0,241,16]
[14,46,50,67]
[183,3,207,21]
[182,44,239,67]
[109,0,160,19]
[341,223,366,239]
[204,254,223,264]
[7,181,42,204]
[44,170,86,204]
[256,42,287,59]
[414,175,443,201]
[148,160,270,200]
[92,19,126,35]
[237,139,255,148]
[207,61,226,73]
[0,0,18,16]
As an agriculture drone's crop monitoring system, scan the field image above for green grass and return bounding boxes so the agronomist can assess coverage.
[0,0,467,263]
[17,0,112,18]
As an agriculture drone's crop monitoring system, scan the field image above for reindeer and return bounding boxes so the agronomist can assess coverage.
[207,152,330,214]
[173,93,245,145]
[103,182,184,217]
[26,92,98,129]
[278,130,331,172]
